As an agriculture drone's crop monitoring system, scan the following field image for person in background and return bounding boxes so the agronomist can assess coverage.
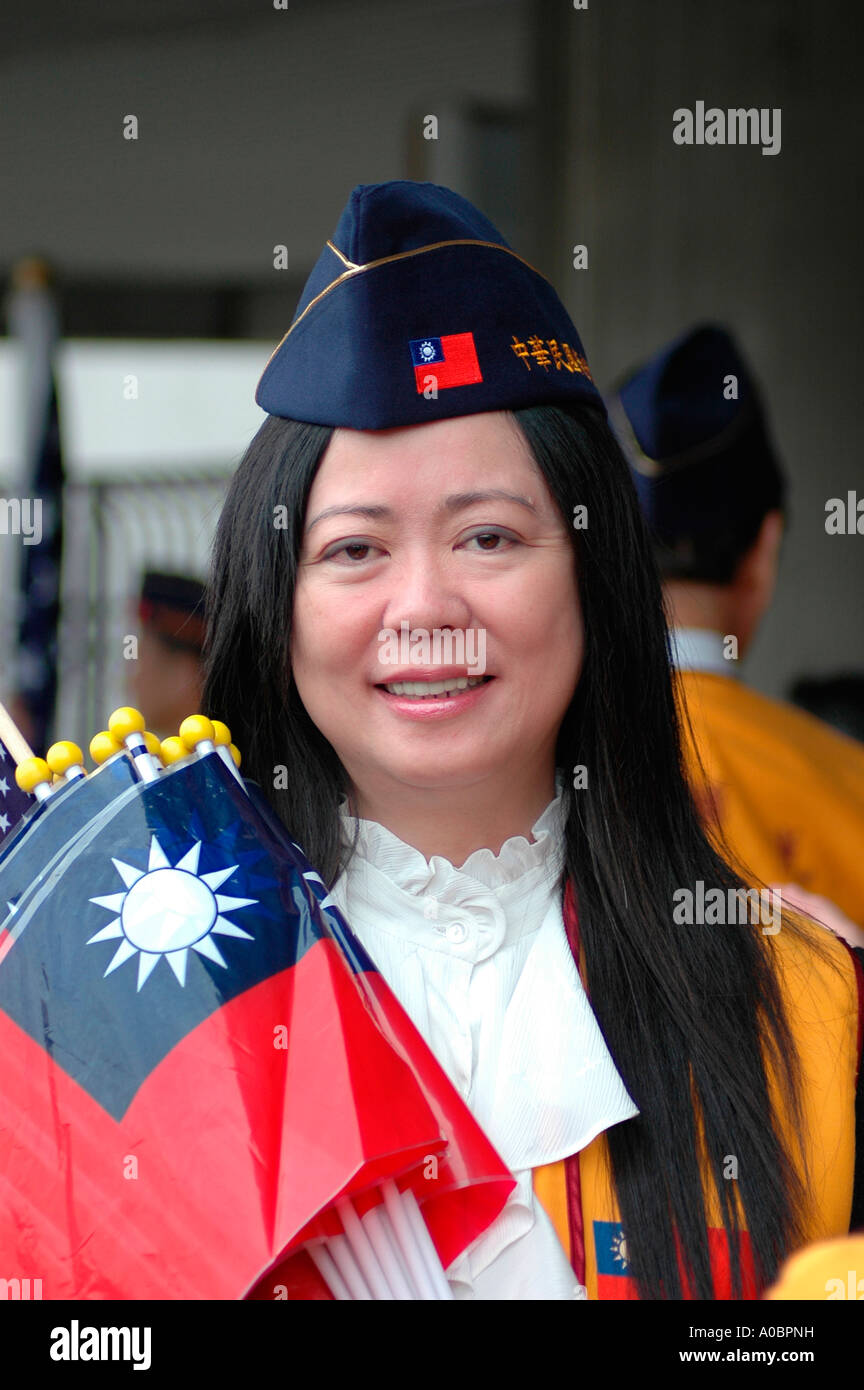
[129,570,206,741]
[608,324,864,943]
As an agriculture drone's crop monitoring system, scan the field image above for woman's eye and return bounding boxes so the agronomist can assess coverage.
[321,531,515,561]
[324,541,379,563]
[464,531,513,552]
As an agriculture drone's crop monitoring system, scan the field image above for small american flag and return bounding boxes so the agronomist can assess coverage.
[0,738,33,850]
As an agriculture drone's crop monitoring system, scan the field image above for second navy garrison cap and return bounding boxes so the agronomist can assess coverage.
[607,324,785,542]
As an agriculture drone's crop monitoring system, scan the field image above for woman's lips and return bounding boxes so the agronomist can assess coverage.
[374,675,494,720]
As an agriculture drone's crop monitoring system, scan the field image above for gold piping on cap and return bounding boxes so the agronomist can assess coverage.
[259,237,553,372]
[608,390,760,478]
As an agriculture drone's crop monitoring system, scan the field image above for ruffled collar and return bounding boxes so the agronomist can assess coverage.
[337,783,566,894]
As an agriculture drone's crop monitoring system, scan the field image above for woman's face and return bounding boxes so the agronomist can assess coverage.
[290,410,584,806]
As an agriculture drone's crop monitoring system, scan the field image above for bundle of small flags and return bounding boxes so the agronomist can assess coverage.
[0,702,514,1299]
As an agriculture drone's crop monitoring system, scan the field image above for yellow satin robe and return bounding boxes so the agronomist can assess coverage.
[675,668,864,924]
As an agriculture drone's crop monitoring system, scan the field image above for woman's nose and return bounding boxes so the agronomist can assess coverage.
[380,552,473,636]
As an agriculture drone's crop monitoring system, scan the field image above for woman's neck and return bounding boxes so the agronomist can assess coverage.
[345,767,560,867]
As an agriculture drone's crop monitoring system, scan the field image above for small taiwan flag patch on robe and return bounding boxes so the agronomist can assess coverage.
[594,1221,639,1299]
[409,333,483,393]
[594,1220,758,1300]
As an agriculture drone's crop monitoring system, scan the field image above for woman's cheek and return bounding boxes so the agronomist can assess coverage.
[292,604,376,687]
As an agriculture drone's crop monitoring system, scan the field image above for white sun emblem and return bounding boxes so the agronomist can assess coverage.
[610,1230,629,1271]
[419,340,436,360]
[87,834,257,992]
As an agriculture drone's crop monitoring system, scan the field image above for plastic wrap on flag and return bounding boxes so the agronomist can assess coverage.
[0,755,139,945]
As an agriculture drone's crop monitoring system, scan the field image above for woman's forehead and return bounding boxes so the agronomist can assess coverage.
[313,411,538,492]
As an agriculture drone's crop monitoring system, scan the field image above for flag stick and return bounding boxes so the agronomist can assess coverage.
[336,1197,394,1300]
[0,701,34,765]
[306,1242,352,1300]
[361,1202,416,1299]
[322,1233,373,1300]
[314,1194,442,1300]
[400,1187,454,1300]
[380,1180,440,1300]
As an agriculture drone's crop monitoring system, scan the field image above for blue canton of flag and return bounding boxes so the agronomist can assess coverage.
[0,754,317,1119]
[409,337,446,367]
[0,753,138,923]
[594,1219,639,1298]
[0,740,33,849]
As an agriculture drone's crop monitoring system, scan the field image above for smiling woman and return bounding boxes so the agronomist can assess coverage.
[202,181,861,1301]
[289,412,583,862]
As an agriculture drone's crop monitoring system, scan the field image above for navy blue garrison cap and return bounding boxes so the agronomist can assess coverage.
[255,180,604,429]
[607,324,785,541]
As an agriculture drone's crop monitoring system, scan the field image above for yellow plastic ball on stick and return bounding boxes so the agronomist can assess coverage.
[143,731,162,758]
[229,744,242,768]
[46,741,85,776]
[15,757,52,794]
[179,714,215,751]
[160,737,187,765]
[89,731,124,765]
[211,720,232,747]
[108,707,146,742]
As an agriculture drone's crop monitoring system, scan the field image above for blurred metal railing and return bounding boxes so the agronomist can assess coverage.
[53,472,229,747]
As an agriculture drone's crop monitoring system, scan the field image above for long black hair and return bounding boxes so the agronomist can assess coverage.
[203,404,821,1300]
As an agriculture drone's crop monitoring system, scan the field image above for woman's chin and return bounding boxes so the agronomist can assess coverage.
[368,756,507,794]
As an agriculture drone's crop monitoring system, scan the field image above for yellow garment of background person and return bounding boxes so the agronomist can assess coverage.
[676,668,864,925]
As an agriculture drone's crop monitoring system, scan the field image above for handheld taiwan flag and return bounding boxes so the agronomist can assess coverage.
[0,744,514,1299]
[410,333,483,393]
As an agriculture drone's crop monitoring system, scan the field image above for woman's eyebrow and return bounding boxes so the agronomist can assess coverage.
[306,490,537,533]
[443,490,537,515]
[306,503,391,533]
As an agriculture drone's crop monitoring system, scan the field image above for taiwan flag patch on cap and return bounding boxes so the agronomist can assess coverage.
[409,333,483,393]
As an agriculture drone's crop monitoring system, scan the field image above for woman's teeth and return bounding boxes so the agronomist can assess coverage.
[383,675,489,698]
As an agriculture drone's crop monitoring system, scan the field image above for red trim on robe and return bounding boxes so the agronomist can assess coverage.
[559,879,762,1301]
[562,881,587,1286]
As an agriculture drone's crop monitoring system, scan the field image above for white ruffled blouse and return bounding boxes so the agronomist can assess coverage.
[328,789,638,1300]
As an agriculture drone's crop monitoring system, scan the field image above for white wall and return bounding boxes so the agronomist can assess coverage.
[0,0,530,279]
[0,341,268,480]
